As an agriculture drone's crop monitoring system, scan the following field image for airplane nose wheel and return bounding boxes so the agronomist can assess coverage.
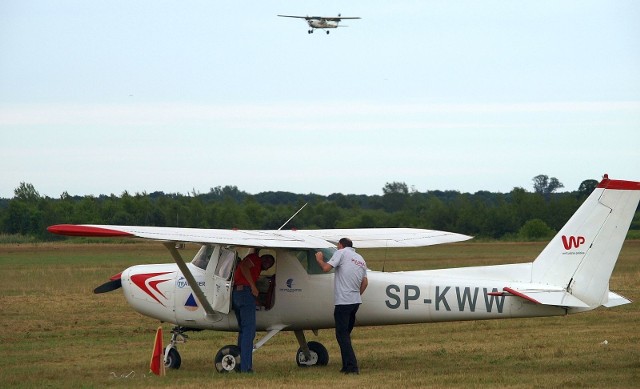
[296,341,329,367]
[214,345,241,373]
[165,326,187,369]
[164,347,181,369]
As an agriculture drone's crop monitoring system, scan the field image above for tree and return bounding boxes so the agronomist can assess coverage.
[382,182,409,195]
[578,179,598,198]
[14,182,40,202]
[382,182,409,212]
[518,219,555,240]
[532,175,564,196]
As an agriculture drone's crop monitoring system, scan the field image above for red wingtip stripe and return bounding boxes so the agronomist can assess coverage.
[596,175,640,190]
[47,224,133,237]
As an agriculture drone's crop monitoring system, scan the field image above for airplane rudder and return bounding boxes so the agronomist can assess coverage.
[570,182,640,305]
[531,184,607,285]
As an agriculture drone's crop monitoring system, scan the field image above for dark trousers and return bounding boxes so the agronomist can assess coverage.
[334,303,360,372]
[232,288,256,372]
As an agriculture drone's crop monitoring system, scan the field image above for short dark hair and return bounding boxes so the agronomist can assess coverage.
[339,238,353,248]
[261,254,275,267]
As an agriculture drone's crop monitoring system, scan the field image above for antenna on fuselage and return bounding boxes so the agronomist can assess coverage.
[278,202,308,230]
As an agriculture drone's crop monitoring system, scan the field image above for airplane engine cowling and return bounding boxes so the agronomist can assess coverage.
[121,264,177,323]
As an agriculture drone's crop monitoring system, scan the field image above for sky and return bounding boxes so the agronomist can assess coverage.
[1,0,639,199]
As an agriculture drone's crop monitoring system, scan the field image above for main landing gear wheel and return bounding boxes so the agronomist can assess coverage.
[164,347,181,369]
[214,345,241,373]
[296,341,329,367]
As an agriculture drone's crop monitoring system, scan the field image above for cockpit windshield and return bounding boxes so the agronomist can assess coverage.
[295,247,337,274]
[191,245,215,270]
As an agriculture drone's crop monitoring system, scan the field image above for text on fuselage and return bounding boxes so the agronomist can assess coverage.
[385,285,506,313]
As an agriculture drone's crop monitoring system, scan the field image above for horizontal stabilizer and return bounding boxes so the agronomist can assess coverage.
[603,291,632,308]
[488,286,590,308]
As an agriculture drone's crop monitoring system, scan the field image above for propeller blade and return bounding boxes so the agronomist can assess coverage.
[94,278,122,294]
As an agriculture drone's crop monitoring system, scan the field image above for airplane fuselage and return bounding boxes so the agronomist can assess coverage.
[307,19,339,29]
[120,247,571,333]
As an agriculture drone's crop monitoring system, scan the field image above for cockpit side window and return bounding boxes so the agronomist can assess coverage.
[295,248,336,274]
[191,245,215,270]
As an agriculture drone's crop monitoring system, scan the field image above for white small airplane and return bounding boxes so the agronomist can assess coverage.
[277,14,361,34]
[48,174,639,373]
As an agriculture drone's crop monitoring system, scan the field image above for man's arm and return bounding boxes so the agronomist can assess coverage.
[360,276,368,295]
[315,252,334,273]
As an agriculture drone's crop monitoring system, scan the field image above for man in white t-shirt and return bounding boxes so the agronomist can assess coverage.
[315,237,368,374]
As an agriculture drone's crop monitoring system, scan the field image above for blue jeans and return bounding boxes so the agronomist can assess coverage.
[232,288,256,372]
[334,303,360,372]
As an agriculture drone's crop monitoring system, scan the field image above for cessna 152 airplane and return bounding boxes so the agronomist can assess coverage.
[47,175,639,373]
[277,14,361,34]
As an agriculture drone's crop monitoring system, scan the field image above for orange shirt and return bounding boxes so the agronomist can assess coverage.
[234,253,262,286]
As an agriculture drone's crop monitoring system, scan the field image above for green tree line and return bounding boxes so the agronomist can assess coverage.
[1,176,638,241]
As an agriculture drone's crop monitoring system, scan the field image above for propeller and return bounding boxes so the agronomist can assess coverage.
[94,272,123,294]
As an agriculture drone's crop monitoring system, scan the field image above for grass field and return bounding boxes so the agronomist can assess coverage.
[2,241,639,388]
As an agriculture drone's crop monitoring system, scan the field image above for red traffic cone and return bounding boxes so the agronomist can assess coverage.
[149,326,165,376]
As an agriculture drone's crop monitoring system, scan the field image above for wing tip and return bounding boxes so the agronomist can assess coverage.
[47,224,133,237]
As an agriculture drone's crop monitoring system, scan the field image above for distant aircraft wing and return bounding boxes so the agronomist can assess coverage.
[277,15,361,21]
[324,16,361,21]
[277,15,310,19]
[48,224,471,249]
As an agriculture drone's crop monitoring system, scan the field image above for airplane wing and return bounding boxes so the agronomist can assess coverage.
[276,15,361,21]
[277,15,310,19]
[294,228,472,248]
[47,224,471,249]
[324,17,361,21]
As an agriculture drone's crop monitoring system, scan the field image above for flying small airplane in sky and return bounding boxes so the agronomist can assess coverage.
[48,174,639,373]
[277,14,361,34]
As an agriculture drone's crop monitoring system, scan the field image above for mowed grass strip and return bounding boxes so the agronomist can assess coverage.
[1,241,639,388]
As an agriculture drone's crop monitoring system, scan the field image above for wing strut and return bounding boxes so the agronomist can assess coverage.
[254,324,287,351]
[163,242,223,322]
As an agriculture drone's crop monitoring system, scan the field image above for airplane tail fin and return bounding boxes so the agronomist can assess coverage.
[531,175,640,308]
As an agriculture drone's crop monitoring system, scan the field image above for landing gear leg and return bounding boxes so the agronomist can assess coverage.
[294,330,328,367]
[164,326,187,369]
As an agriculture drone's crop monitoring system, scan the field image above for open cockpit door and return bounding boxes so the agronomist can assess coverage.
[197,245,237,314]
